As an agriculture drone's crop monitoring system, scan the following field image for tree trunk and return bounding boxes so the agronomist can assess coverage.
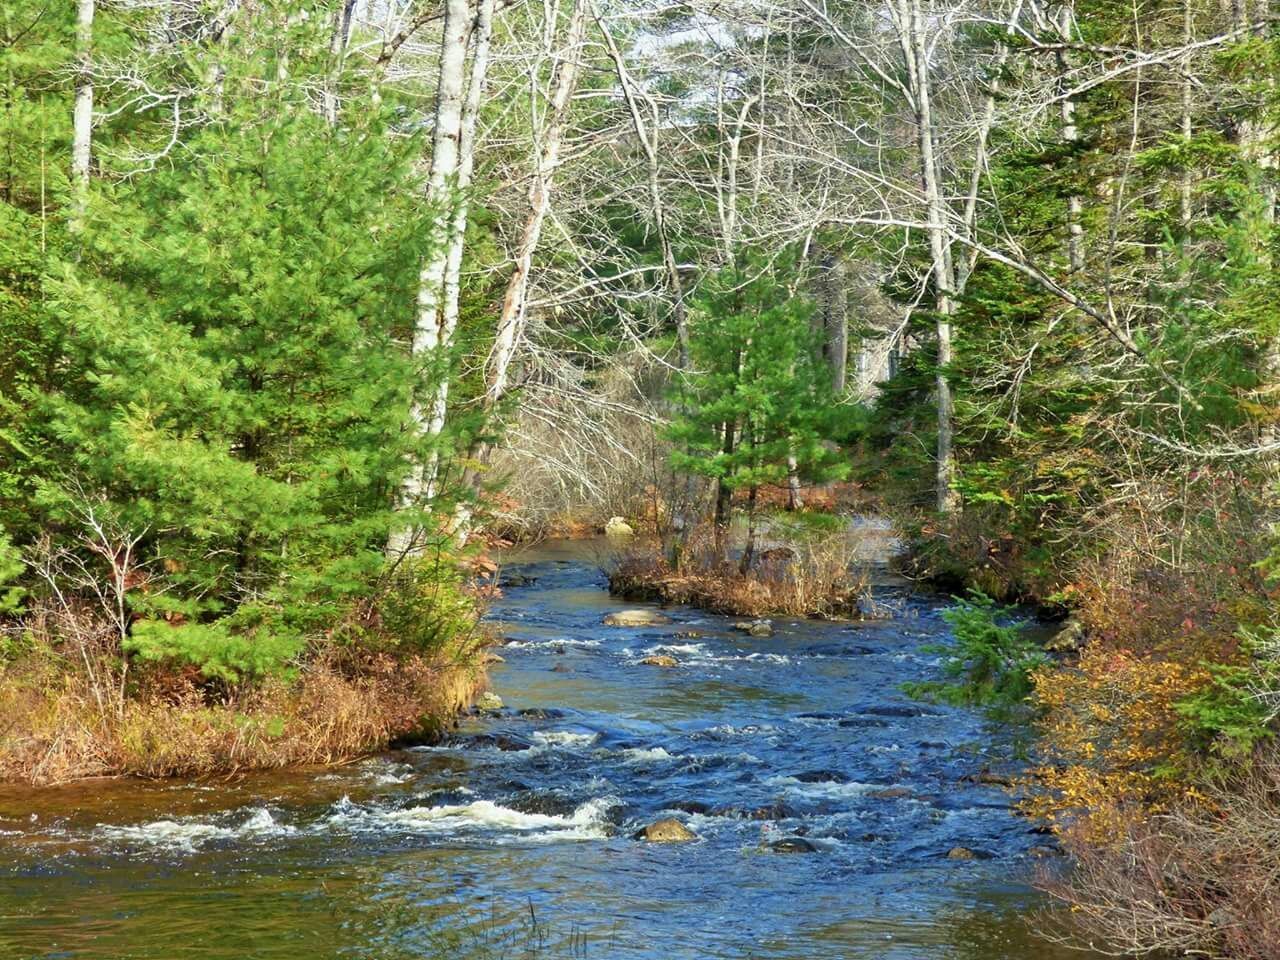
[786,456,803,511]
[714,419,736,556]
[450,0,587,543]
[71,0,94,230]
[485,0,587,407]
[323,0,358,125]
[1057,5,1085,273]
[899,0,958,514]
[389,0,471,556]
[739,485,759,576]
[422,0,495,499]
[826,254,848,392]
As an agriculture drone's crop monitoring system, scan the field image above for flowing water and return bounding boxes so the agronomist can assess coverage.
[0,541,1104,959]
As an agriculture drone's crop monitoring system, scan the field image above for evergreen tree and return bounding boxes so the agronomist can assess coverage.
[668,251,848,571]
[11,47,457,679]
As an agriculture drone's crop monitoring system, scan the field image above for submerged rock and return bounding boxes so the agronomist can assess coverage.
[792,769,846,783]
[604,609,672,627]
[769,837,818,854]
[1046,617,1086,652]
[509,791,579,818]
[732,619,774,637]
[475,691,504,713]
[666,800,711,815]
[498,573,538,588]
[868,787,913,800]
[946,846,979,860]
[517,708,566,720]
[457,733,533,752]
[633,818,697,843]
[710,802,794,821]
[640,655,678,668]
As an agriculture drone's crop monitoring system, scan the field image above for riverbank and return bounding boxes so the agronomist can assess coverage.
[0,648,485,785]
[0,558,493,786]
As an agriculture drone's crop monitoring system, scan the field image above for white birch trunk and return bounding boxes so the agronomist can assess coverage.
[323,0,358,125]
[1057,5,1085,273]
[898,0,958,514]
[422,0,495,497]
[71,0,95,229]
[390,0,472,556]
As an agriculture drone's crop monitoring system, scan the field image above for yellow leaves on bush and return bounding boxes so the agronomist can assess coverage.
[1026,645,1210,844]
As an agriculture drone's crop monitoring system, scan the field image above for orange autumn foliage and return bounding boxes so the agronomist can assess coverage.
[1026,645,1211,843]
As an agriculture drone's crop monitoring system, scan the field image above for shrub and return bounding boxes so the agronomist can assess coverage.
[1039,744,1280,960]
[1175,625,1280,759]
[124,618,305,684]
[605,519,871,618]
[0,529,22,615]
[1026,645,1209,842]
[905,591,1046,720]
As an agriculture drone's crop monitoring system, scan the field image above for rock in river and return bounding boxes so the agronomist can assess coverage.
[604,609,672,627]
[946,846,976,860]
[475,691,504,713]
[868,787,913,800]
[640,654,678,667]
[605,517,635,539]
[633,818,697,843]
[769,837,818,854]
[732,619,774,637]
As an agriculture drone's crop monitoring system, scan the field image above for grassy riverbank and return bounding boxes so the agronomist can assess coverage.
[0,558,490,785]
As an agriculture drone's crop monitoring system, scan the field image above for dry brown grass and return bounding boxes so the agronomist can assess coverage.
[606,524,872,618]
[0,650,484,785]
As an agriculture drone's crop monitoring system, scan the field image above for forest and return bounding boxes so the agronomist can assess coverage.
[2,0,1280,957]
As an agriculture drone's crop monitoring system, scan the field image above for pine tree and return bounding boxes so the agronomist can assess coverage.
[16,64,454,678]
[668,251,848,572]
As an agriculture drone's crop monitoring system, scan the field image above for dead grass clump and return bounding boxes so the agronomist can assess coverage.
[0,649,485,785]
[606,523,871,618]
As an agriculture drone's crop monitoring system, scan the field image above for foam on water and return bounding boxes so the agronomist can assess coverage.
[326,795,620,842]
[619,746,674,763]
[504,637,602,650]
[531,730,600,748]
[96,807,296,852]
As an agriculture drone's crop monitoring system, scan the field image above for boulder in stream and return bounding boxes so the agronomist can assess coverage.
[640,655,678,668]
[475,691,504,713]
[605,517,635,539]
[868,787,913,800]
[633,818,698,843]
[604,609,672,627]
[792,769,847,783]
[1046,617,1086,652]
[732,620,774,637]
[769,837,818,854]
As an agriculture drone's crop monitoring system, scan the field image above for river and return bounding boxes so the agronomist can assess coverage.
[0,540,1104,959]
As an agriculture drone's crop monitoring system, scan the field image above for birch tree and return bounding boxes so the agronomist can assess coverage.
[72,0,95,229]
